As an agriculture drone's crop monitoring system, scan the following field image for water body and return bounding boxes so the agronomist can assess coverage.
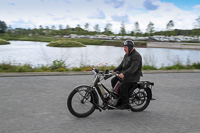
[0,41,200,68]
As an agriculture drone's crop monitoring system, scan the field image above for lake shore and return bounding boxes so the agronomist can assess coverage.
[1,41,200,70]
[147,42,200,50]
[0,38,10,45]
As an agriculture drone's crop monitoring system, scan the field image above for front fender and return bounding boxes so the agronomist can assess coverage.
[86,86,99,108]
[74,85,99,108]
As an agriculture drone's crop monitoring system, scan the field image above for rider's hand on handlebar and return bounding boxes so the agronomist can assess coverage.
[118,73,124,79]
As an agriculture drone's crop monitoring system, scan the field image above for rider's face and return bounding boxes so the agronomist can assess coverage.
[124,46,129,54]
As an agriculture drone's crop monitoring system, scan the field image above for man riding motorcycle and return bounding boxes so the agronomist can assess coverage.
[111,40,143,109]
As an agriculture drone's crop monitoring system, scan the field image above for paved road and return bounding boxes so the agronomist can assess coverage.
[0,73,200,133]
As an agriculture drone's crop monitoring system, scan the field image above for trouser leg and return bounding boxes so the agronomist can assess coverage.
[111,77,119,88]
[120,81,138,104]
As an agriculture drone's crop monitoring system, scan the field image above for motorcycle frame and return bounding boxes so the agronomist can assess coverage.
[89,68,155,110]
[91,72,112,104]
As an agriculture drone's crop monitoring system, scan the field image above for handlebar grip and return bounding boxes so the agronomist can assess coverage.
[104,73,113,80]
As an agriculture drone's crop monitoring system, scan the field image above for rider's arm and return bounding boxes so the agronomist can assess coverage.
[113,56,125,72]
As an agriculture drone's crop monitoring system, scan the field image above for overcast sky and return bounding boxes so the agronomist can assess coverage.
[1,0,200,33]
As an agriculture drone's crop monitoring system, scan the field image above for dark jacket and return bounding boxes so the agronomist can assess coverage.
[114,49,142,82]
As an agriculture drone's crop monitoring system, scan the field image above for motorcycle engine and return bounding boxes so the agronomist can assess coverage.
[108,97,118,106]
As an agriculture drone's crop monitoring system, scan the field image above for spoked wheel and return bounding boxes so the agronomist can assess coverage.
[129,88,151,112]
[67,86,96,118]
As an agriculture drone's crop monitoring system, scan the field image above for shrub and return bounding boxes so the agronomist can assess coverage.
[50,60,68,71]
[16,64,33,72]
[39,65,51,71]
[0,63,17,72]
[160,63,187,70]
[54,68,68,72]
[142,65,157,70]
[192,62,200,69]
[71,67,82,71]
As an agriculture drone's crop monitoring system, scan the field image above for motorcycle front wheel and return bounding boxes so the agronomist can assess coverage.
[67,86,96,118]
[129,87,151,112]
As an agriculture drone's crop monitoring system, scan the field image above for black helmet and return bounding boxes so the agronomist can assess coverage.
[123,40,134,53]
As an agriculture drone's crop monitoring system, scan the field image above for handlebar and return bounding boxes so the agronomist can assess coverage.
[92,68,121,80]
[104,72,118,76]
[104,72,121,80]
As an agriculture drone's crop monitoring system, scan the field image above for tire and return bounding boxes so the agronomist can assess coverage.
[67,86,96,118]
[129,87,151,112]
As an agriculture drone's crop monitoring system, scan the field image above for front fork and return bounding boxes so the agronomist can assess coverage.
[86,86,102,111]
[81,92,90,104]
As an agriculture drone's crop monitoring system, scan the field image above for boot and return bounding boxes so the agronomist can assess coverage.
[117,103,131,109]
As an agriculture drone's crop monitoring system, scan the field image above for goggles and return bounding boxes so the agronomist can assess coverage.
[123,40,134,46]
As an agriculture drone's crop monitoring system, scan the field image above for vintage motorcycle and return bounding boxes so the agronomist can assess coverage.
[67,68,154,118]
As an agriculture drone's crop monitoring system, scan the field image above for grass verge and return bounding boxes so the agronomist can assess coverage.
[0,61,200,72]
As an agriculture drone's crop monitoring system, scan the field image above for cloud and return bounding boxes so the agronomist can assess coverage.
[88,9,106,19]
[143,0,159,10]
[111,15,129,22]
[62,0,71,4]
[2,0,199,33]
[104,0,125,8]
[52,17,66,21]
[71,17,80,20]
[193,4,200,9]
[8,3,15,6]
[11,19,35,28]
[40,0,71,4]
[46,13,54,16]
[128,1,198,32]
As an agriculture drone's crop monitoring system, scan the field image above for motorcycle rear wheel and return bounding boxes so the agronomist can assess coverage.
[129,87,151,112]
[67,86,96,118]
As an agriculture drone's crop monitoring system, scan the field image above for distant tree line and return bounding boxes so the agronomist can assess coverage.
[0,16,200,36]
[0,20,7,33]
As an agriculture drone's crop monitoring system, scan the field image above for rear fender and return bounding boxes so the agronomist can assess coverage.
[138,81,154,100]
[145,87,153,100]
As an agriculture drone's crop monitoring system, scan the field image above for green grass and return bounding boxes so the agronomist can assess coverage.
[0,38,10,45]
[159,62,200,70]
[160,63,187,70]
[0,34,58,42]
[69,38,105,45]
[47,40,86,47]
[0,60,70,72]
[143,62,200,70]
[1,61,200,73]
[18,36,57,42]
[0,63,34,72]
[142,65,158,70]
